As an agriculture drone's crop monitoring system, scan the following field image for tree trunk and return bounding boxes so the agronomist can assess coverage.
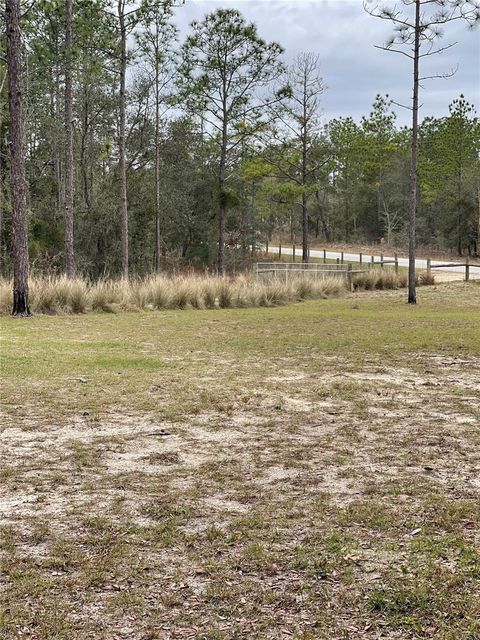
[301,67,308,263]
[408,0,420,305]
[118,1,128,279]
[217,120,227,276]
[64,0,75,277]
[53,73,62,219]
[218,170,226,276]
[344,163,349,242]
[154,25,161,273]
[79,82,92,213]
[456,164,462,256]
[0,70,5,273]
[301,191,308,262]
[6,0,30,315]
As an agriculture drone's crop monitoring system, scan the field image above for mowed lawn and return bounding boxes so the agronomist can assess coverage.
[1,282,480,640]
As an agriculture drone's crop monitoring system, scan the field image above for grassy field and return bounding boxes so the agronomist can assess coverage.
[1,282,480,639]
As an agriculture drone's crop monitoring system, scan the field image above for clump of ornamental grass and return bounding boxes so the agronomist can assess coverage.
[216,278,233,308]
[353,270,406,291]
[144,276,173,310]
[374,270,402,290]
[170,277,197,309]
[419,270,435,286]
[28,277,61,314]
[128,279,149,311]
[0,279,11,314]
[231,275,257,307]
[352,268,433,291]
[264,281,295,306]
[65,278,89,313]
[294,277,315,300]
[90,280,121,312]
[0,272,347,315]
[311,278,345,298]
[26,276,87,314]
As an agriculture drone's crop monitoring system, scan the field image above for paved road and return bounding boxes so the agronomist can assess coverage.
[267,246,480,281]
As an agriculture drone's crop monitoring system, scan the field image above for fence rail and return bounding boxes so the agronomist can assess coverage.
[265,244,479,282]
[426,258,476,282]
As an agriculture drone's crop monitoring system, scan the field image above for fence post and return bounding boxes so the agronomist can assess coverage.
[465,256,470,282]
[394,253,398,274]
[427,258,431,278]
[278,243,282,260]
[370,255,375,270]
[347,263,353,292]
[293,244,296,262]
[323,249,326,264]
[266,238,269,255]
[341,251,344,264]
[380,254,384,269]
[359,252,363,265]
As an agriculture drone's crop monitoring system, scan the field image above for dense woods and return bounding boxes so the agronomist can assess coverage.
[0,0,479,287]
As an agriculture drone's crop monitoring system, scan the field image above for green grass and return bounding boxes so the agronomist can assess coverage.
[1,282,479,639]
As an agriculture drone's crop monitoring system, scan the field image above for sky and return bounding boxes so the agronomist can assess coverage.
[172,0,480,127]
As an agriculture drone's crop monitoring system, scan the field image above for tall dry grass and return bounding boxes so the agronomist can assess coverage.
[352,269,434,291]
[0,273,347,315]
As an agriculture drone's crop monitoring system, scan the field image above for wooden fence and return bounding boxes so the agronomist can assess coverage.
[269,244,477,282]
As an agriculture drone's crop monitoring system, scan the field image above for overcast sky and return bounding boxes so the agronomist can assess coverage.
[172,0,479,127]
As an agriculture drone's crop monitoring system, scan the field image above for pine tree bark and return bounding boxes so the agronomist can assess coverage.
[6,0,30,315]
[118,0,129,279]
[154,24,161,273]
[64,0,75,277]
[217,120,227,276]
[0,70,5,272]
[301,65,308,263]
[408,0,420,305]
[218,169,226,276]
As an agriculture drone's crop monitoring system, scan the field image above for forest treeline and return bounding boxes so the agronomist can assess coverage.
[0,1,479,281]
